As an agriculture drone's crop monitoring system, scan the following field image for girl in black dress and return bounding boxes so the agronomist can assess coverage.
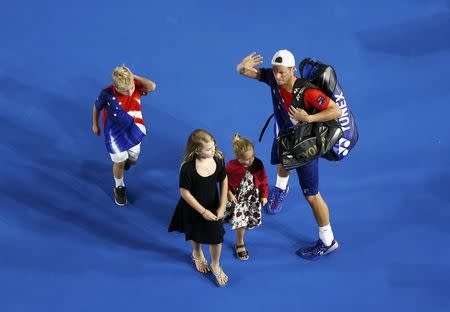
[168,129,229,287]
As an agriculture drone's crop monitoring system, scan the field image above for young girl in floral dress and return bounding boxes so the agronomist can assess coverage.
[224,134,268,261]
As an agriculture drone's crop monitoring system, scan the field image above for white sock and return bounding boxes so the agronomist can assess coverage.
[319,224,334,247]
[275,175,289,190]
[114,177,125,187]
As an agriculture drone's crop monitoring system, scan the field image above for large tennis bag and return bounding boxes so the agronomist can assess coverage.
[277,78,343,170]
[299,58,359,161]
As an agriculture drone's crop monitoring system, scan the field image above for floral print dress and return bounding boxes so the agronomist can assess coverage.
[224,171,262,230]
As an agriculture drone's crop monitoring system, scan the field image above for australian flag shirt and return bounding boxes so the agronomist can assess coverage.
[95,85,147,154]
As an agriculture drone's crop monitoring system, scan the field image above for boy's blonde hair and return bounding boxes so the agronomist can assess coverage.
[232,133,254,158]
[183,129,224,163]
[112,66,134,90]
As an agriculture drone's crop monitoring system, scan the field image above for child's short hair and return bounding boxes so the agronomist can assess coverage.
[112,66,133,90]
[183,129,224,163]
[232,133,254,158]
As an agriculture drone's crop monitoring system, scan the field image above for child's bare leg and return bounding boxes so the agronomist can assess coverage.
[113,161,125,180]
[210,244,228,285]
[236,227,246,246]
[236,227,249,259]
[191,241,209,273]
[235,227,249,260]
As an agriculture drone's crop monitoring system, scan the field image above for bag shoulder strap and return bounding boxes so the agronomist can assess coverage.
[292,78,319,112]
[258,79,319,142]
[258,113,274,142]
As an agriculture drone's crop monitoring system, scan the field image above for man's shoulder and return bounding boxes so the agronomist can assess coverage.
[258,67,275,84]
[304,88,328,102]
[259,67,273,77]
[303,88,329,111]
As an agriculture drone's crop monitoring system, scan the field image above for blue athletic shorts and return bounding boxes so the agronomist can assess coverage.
[271,139,319,196]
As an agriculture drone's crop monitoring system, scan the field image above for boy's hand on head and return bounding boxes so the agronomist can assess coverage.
[122,66,132,75]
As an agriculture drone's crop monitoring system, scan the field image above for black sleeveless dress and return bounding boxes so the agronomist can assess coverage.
[168,156,226,244]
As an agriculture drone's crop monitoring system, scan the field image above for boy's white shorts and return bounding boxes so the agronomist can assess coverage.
[109,143,141,163]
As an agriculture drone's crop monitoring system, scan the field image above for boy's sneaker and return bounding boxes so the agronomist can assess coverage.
[266,186,289,214]
[297,239,339,260]
[114,186,127,206]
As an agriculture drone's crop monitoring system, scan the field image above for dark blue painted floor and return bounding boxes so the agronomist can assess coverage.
[1,1,449,311]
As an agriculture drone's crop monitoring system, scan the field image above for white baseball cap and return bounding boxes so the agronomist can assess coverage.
[271,49,296,67]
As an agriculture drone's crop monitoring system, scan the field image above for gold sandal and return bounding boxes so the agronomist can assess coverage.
[210,266,228,287]
[191,253,209,273]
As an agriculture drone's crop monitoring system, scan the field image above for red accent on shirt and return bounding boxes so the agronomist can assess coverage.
[112,85,144,113]
[134,118,144,125]
[278,80,331,113]
[102,84,147,126]
[278,86,293,112]
[303,88,330,111]
[102,108,108,126]
[226,158,269,199]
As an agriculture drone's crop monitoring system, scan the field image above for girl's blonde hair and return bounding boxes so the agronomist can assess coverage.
[183,129,224,163]
[112,66,133,90]
[232,133,254,158]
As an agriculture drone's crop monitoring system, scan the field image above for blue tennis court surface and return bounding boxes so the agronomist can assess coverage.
[1,1,449,311]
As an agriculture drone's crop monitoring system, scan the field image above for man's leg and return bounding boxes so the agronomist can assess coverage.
[305,193,333,245]
[276,163,290,189]
[267,140,291,213]
[296,159,338,259]
[267,164,291,213]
